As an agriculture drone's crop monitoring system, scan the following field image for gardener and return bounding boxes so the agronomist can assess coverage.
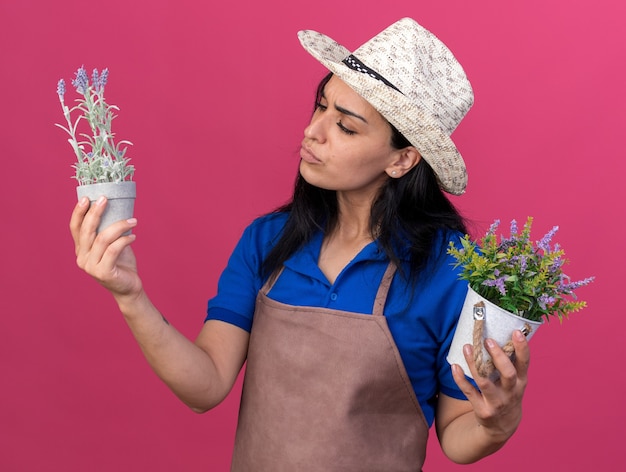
[70,18,530,470]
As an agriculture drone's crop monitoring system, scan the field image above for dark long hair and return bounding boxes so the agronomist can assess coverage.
[262,73,467,282]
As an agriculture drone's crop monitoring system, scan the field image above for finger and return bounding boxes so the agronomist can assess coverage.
[484,338,517,389]
[511,330,530,381]
[75,196,107,266]
[84,236,138,297]
[86,217,138,269]
[451,362,482,404]
[80,196,107,238]
[69,197,91,249]
[462,343,483,382]
[96,233,137,276]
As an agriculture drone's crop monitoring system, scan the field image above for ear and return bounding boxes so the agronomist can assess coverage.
[385,146,421,178]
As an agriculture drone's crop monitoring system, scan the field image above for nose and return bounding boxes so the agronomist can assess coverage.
[303,109,327,143]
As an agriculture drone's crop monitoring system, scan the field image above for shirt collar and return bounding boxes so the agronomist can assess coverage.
[282,229,411,283]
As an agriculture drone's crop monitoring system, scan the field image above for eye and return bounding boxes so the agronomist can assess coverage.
[337,120,356,135]
[315,101,327,111]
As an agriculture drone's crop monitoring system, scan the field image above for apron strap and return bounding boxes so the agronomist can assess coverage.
[372,263,397,317]
[260,267,285,296]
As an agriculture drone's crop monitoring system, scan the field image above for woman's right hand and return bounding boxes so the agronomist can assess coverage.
[70,196,142,300]
[70,195,250,412]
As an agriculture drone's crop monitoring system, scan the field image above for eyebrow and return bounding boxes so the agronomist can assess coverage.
[321,91,368,124]
[335,104,368,124]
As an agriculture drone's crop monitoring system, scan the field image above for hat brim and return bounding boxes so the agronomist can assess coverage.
[298,29,467,195]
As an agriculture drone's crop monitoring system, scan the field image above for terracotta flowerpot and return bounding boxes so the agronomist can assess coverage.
[447,286,543,380]
[76,181,136,234]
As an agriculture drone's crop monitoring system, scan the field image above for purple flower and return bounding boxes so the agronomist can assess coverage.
[549,256,564,273]
[92,68,109,94]
[558,276,595,294]
[483,276,507,296]
[538,294,556,310]
[487,219,500,236]
[99,68,109,88]
[92,69,99,90]
[56,79,66,98]
[519,255,528,273]
[71,66,89,94]
[510,219,518,235]
[538,225,559,252]
[499,238,516,251]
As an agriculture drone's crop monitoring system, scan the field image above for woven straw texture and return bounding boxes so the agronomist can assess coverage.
[298,17,474,195]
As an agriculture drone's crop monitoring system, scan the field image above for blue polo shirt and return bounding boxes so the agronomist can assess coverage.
[206,212,469,426]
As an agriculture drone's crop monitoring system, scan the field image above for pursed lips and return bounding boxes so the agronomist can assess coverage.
[300,143,322,164]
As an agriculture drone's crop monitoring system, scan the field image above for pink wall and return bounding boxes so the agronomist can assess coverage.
[1,0,623,470]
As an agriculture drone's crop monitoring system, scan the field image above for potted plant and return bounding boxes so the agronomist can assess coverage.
[56,66,135,233]
[446,217,594,379]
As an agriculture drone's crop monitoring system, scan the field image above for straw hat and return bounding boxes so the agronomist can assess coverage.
[298,17,474,195]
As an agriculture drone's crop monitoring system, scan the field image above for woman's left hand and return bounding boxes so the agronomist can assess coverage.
[452,329,530,440]
[436,329,530,463]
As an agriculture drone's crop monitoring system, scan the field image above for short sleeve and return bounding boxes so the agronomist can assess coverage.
[436,291,470,400]
[434,233,475,400]
[206,213,288,331]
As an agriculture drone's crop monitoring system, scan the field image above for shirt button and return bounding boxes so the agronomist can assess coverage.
[330,293,338,301]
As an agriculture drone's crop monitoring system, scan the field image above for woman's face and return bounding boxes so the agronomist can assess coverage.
[299,75,403,199]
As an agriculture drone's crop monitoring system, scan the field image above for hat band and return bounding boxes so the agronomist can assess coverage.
[342,55,403,94]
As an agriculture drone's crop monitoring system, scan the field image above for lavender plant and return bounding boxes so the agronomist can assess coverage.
[447,217,594,322]
[56,66,134,185]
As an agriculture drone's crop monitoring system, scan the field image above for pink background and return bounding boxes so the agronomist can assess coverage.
[1,0,624,470]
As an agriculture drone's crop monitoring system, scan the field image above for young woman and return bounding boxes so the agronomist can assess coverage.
[70,18,530,471]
